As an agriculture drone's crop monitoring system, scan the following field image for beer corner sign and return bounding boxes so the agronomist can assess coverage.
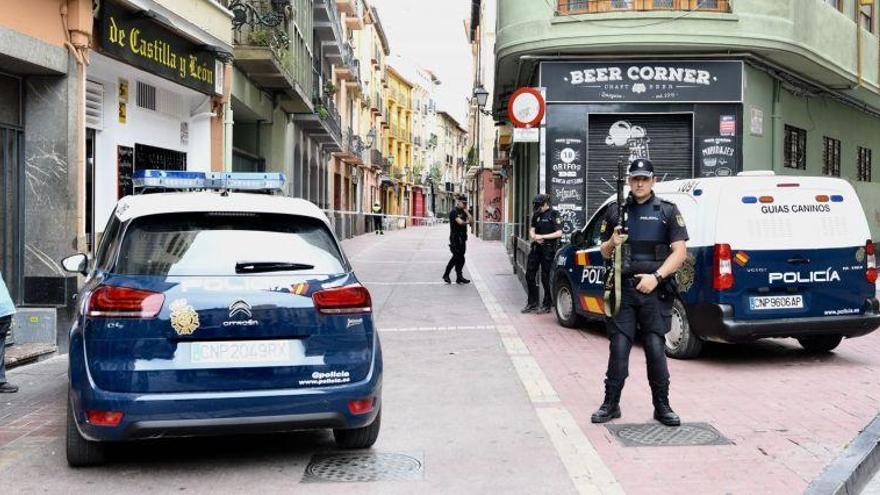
[508,87,545,128]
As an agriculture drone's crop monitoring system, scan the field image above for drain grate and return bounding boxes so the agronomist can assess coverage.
[302,452,424,483]
[605,423,732,447]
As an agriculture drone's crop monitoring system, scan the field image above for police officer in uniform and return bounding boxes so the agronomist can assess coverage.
[443,195,473,284]
[371,201,384,235]
[522,194,563,314]
[591,158,688,427]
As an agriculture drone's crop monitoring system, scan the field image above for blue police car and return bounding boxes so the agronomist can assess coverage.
[552,173,880,359]
[61,171,382,467]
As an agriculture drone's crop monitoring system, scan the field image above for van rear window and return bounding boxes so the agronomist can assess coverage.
[113,213,346,276]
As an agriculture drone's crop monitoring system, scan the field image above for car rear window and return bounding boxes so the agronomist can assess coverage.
[113,212,347,276]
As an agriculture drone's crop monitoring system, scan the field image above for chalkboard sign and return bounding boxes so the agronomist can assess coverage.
[117,145,134,198]
[698,137,736,177]
[548,135,586,242]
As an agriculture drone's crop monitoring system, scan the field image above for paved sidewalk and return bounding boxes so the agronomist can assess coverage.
[464,228,880,494]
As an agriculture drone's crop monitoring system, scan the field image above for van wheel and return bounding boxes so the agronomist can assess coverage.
[555,277,585,328]
[665,298,703,359]
[797,335,843,353]
[66,397,106,467]
[334,409,381,449]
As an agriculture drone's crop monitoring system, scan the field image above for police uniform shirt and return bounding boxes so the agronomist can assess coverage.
[531,208,562,240]
[449,208,468,239]
[600,193,689,275]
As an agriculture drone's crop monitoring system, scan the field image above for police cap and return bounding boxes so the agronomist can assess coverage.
[628,158,654,178]
[533,193,549,206]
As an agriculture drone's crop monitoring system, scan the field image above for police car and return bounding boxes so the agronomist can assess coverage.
[553,172,880,359]
[61,171,382,467]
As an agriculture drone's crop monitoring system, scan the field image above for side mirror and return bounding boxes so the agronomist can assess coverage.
[570,230,585,248]
[61,254,89,276]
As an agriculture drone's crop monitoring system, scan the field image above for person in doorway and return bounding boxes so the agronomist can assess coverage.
[591,158,688,427]
[0,272,18,393]
[442,195,473,284]
[371,201,384,235]
[521,194,563,314]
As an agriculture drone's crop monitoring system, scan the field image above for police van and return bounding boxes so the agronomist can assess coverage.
[552,172,880,359]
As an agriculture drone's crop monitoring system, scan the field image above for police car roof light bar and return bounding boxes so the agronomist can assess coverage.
[207,172,286,194]
[132,170,208,193]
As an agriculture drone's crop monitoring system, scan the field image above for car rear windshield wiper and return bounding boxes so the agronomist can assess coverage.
[235,261,315,273]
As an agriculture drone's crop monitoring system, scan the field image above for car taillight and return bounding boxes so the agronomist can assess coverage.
[87,286,165,318]
[312,285,372,315]
[714,243,734,291]
[867,240,877,284]
[348,397,376,415]
[86,410,124,427]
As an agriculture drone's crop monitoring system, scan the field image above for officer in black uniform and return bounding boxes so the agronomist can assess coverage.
[443,195,473,284]
[591,158,689,427]
[522,194,563,314]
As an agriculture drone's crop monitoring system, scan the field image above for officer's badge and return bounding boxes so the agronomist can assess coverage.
[170,299,200,336]
[675,214,685,227]
[600,221,607,233]
[856,247,866,263]
[675,254,696,293]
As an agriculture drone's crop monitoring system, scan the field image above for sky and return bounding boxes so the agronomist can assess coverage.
[368,0,474,125]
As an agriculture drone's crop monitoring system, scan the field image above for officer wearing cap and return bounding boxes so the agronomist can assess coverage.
[591,158,689,427]
[442,195,473,284]
[522,194,563,314]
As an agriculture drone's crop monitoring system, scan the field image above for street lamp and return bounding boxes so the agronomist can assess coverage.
[473,84,489,108]
[365,128,376,148]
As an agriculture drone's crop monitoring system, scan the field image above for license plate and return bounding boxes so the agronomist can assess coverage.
[191,340,293,365]
[749,295,804,311]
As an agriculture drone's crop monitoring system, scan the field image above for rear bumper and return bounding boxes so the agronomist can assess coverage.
[688,299,880,343]
[69,340,382,443]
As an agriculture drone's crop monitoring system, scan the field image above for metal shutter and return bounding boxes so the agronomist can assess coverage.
[586,113,693,216]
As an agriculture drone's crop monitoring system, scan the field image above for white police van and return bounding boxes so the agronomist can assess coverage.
[552,171,880,359]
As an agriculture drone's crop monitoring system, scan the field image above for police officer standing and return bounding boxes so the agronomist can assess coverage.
[522,194,562,314]
[442,195,473,284]
[591,159,688,427]
[371,201,384,235]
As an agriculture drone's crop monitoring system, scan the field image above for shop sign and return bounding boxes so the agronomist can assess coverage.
[513,127,540,143]
[98,1,219,95]
[720,115,736,136]
[541,60,743,103]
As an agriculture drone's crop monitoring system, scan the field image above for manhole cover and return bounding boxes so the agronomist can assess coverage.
[605,423,731,447]
[302,452,424,483]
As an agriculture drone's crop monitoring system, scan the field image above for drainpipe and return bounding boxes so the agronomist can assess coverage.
[857,0,864,87]
[771,79,781,172]
[61,0,91,252]
[223,64,233,171]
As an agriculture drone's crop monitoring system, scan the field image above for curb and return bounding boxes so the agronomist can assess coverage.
[805,413,880,495]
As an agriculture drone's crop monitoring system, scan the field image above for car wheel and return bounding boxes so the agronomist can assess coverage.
[66,396,106,467]
[797,335,843,353]
[554,277,586,329]
[334,409,381,449]
[664,298,703,359]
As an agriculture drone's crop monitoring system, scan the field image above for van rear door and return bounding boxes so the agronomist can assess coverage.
[715,178,873,320]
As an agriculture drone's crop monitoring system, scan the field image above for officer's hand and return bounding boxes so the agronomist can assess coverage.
[535,235,545,245]
[634,274,658,294]
[610,227,626,247]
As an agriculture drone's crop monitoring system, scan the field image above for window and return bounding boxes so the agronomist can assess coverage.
[784,125,807,170]
[858,146,873,182]
[825,0,841,10]
[862,2,875,32]
[823,136,841,177]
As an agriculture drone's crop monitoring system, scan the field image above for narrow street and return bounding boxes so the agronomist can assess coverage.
[2,225,880,493]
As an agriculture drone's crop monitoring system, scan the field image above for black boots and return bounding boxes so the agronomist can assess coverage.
[591,383,622,423]
[651,382,681,427]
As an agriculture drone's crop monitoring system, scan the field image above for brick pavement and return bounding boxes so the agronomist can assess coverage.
[466,232,880,495]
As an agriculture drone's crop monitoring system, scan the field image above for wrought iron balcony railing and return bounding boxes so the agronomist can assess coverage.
[557,0,729,15]
[230,0,292,55]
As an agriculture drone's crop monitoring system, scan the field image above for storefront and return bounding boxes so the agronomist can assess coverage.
[87,0,224,239]
[539,60,744,238]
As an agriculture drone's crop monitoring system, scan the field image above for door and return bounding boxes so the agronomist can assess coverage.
[587,114,694,216]
[572,204,613,318]
[0,73,23,303]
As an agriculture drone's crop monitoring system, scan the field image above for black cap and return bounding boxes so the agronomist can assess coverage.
[457,194,468,203]
[533,193,549,205]
[628,158,654,178]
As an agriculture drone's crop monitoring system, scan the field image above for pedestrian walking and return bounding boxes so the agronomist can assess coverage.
[591,158,688,427]
[371,201,384,235]
[521,194,563,314]
[442,195,473,284]
[0,271,18,393]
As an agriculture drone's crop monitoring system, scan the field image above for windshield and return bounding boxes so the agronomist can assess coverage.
[112,212,346,276]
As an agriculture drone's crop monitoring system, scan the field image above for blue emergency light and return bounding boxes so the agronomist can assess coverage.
[132,170,286,194]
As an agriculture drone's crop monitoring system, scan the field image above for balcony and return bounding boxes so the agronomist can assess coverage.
[314,0,345,63]
[370,148,383,169]
[339,0,365,30]
[334,42,360,82]
[371,92,382,115]
[556,0,729,15]
[334,128,365,164]
[294,69,343,151]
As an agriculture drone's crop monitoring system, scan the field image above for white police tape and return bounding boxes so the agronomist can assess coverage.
[320,208,522,227]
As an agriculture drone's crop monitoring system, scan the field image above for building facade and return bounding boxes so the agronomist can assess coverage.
[494,0,880,269]
[435,110,468,216]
